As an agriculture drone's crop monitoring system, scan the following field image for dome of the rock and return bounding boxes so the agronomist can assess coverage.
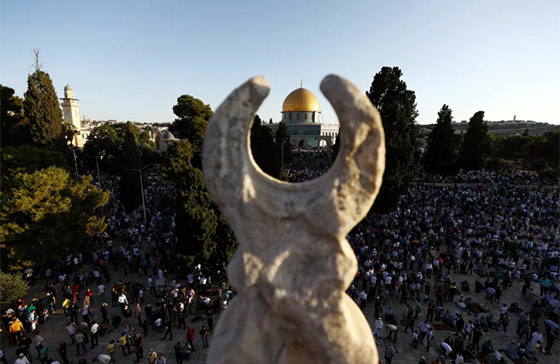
[282,88,320,112]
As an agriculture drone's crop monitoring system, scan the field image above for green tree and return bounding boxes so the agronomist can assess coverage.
[0,273,29,302]
[174,168,218,269]
[250,115,279,178]
[168,94,213,164]
[162,139,237,270]
[118,122,144,212]
[1,84,29,147]
[1,167,109,268]
[423,104,460,175]
[212,213,238,270]
[84,122,156,172]
[83,124,122,166]
[1,146,69,189]
[496,135,533,164]
[162,140,194,188]
[275,120,292,171]
[163,148,217,268]
[366,66,418,213]
[460,111,490,170]
[22,52,63,147]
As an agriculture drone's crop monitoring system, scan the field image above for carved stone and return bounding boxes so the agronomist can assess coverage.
[202,75,385,364]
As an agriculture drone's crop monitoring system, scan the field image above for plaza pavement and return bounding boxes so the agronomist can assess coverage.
[1,252,558,364]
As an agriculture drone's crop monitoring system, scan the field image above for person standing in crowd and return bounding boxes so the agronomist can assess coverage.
[14,353,30,364]
[174,342,183,364]
[385,343,395,364]
[200,325,209,349]
[148,349,158,364]
[38,342,49,364]
[58,340,70,364]
[90,321,99,349]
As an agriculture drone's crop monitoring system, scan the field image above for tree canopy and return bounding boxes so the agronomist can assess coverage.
[1,84,28,147]
[250,115,280,178]
[168,94,213,164]
[1,167,109,269]
[1,146,69,189]
[23,68,63,147]
[460,111,490,170]
[0,273,29,303]
[162,139,237,270]
[118,122,144,212]
[366,66,418,213]
[83,122,156,172]
[274,120,293,175]
[423,104,461,175]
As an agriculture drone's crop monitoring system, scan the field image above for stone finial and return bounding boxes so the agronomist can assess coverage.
[202,75,385,364]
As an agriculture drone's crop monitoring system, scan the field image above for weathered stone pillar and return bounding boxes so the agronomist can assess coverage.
[202,74,385,364]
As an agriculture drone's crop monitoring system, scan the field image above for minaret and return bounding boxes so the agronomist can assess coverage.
[60,84,81,132]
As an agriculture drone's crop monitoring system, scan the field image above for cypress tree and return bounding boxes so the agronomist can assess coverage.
[23,59,63,147]
[250,115,279,178]
[423,104,460,175]
[460,111,489,170]
[118,122,143,212]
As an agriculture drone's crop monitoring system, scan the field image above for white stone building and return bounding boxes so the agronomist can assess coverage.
[60,84,88,147]
[266,86,339,148]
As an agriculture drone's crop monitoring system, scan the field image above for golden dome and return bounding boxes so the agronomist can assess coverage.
[282,87,320,112]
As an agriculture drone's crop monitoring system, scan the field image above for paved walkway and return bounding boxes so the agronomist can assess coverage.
[1,257,558,364]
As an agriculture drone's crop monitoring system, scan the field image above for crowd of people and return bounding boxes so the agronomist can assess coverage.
[413,169,544,186]
[1,152,559,364]
[1,172,232,364]
[285,147,331,183]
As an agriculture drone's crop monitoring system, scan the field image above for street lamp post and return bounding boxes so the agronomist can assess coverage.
[277,137,290,173]
[127,164,155,224]
[69,146,80,178]
[86,151,105,189]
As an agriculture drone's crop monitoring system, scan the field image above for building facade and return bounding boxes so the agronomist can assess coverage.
[60,84,88,147]
[267,86,339,148]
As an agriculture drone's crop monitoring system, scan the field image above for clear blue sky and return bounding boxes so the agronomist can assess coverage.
[1,0,559,124]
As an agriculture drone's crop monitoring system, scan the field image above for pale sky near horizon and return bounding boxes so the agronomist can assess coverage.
[1,1,559,125]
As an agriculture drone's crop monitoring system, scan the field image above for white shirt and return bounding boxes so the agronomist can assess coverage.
[91,322,99,334]
[494,351,502,361]
[98,284,105,294]
[96,354,112,364]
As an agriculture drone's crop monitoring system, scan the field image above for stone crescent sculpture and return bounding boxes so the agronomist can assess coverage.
[202,74,385,364]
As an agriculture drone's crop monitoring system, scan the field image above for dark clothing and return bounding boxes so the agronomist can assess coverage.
[58,342,70,364]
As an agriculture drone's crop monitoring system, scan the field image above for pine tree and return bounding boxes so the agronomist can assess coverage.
[366,66,418,213]
[460,111,489,170]
[23,52,63,147]
[1,85,28,147]
[168,94,212,167]
[423,104,460,175]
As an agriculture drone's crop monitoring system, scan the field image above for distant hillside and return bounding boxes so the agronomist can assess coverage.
[419,121,559,137]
